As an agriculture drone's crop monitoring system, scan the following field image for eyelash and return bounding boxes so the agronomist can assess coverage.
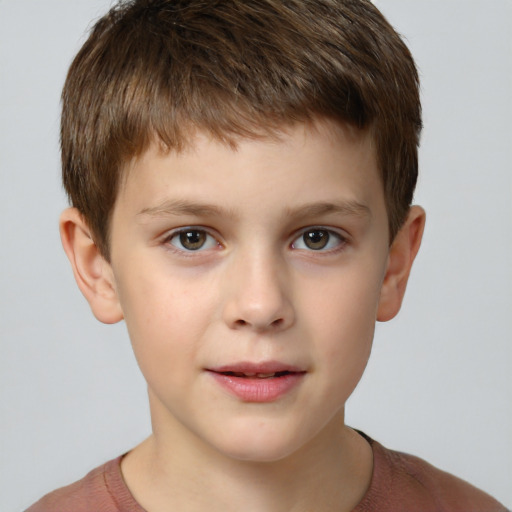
[164,227,220,253]
[291,227,347,253]
[163,226,348,254]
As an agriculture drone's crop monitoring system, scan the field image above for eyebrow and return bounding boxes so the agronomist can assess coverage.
[137,200,235,218]
[137,199,371,221]
[284,200,372,220]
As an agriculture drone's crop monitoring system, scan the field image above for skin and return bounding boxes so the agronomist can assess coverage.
[61,120,425,512]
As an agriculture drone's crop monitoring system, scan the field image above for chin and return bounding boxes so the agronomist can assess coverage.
[219,441,299,464]
[208,422,311,464]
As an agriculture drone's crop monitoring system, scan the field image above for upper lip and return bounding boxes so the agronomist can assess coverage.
[207,361,306,376]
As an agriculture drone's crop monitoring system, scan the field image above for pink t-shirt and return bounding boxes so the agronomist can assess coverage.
[26,436,509,512]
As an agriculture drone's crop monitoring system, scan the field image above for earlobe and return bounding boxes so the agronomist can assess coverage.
[59,208,123,324]
[377,206,426,322]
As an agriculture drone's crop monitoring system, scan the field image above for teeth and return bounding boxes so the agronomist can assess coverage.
[231,372,276,378]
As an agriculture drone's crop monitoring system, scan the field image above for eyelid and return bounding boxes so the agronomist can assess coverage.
[160,225,348,254]
[290,226,348,252]
[163,226,221,252]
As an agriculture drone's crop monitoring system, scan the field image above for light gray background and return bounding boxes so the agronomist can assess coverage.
[1,1,510,510]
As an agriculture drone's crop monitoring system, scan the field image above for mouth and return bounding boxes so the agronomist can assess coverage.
[206,362,306,402]
[217,370,295,379]
[208,361,305,378]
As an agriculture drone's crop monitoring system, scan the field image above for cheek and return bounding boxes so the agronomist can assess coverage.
[118,264,215,328]
[115,270,215,378]
[306,265,383,336]
[321,305,374,386]
[306,268,382,390]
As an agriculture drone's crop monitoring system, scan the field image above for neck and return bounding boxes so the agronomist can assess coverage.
[122,406,372,512]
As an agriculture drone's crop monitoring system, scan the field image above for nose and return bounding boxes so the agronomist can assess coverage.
[222,251,295,333]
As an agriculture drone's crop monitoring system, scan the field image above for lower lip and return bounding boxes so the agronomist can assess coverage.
[208,372,305,402]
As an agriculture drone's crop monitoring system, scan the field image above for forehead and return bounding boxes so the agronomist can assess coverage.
[124,118,376,177]
[118,119,381,213]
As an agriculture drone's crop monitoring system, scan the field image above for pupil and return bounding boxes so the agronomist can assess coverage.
[180,230,206,250]
[304,230,329,250]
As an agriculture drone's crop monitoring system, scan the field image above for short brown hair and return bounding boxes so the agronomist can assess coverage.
[61,0,421,258]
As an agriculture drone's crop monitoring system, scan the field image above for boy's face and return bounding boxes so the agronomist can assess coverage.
[97,121,403,461]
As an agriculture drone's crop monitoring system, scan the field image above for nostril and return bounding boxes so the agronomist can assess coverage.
[232,317,284,330]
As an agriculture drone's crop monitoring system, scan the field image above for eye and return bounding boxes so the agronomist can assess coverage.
[292,228,345,251]
[168,229,219,251]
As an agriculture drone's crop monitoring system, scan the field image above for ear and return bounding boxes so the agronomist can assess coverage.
[59,208,123,324]
[377,206,426,322]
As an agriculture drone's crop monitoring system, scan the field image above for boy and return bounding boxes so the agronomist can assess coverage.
[26,0,508,510]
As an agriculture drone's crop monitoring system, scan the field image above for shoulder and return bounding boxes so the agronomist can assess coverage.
[25,456,137,512]
[354,435,509,512]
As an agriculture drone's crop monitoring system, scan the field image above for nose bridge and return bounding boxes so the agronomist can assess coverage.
[222,244,294,332]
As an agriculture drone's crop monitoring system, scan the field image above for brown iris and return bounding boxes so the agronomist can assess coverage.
[179,230,207,250]
[303,230,330,250]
